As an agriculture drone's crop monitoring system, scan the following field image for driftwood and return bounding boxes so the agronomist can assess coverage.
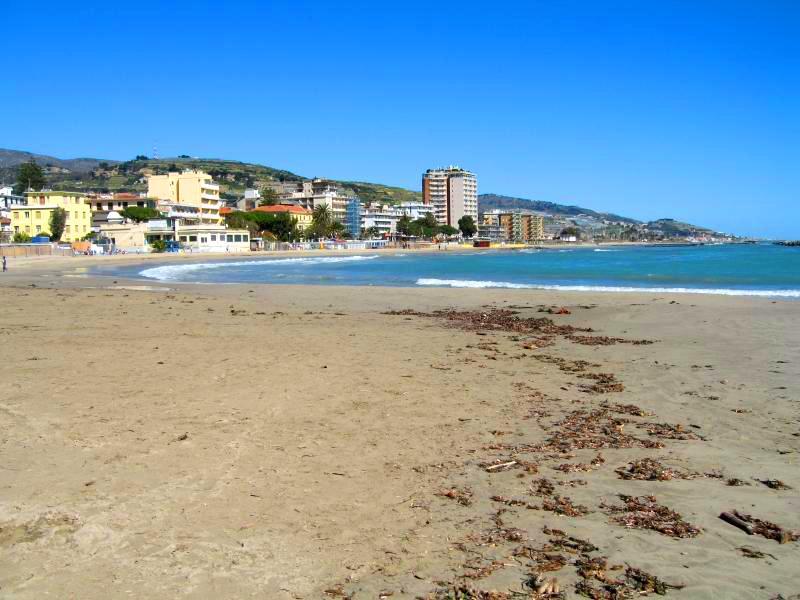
[720,511,754,535]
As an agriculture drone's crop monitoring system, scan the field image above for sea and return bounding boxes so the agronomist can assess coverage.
[105,244,800,298]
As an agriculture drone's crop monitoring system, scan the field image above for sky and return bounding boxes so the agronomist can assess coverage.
[3,0,798,238]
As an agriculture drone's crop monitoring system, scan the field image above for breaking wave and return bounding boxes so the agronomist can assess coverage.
[140,255,379,281]
[415,278,800,297]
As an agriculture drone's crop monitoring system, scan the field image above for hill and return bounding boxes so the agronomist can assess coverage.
[645,218,715,237]
[0,149,421,205]
[478,193,639,224]
[0,149,116,174]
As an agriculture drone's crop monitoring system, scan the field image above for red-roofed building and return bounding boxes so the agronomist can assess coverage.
[219,206,233,216]
[251,204,313,231]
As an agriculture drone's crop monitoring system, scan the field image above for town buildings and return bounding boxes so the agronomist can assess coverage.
[422,167,478,227]
[479,210,545,243]
[251,204,313,232]
[147,170,223,225]
[10,191,92,242]
[0,186,25,241]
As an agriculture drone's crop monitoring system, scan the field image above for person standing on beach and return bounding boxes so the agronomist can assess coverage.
[2,256,6,272]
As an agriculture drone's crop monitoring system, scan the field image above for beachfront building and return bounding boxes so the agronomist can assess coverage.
[274,178,356,224]
[361,203,399,237]
[251,204,313,232]
[1,186,25,242]
[422,166,478,227]
[346,198,361,238]
[175,223,251,252]
[481,210,545,243]
[147,170,223,225]
[10,191,92,242]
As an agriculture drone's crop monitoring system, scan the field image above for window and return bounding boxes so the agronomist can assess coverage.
[36,225,41,232]
[227,235,233,242]
[24,211,30,218]
[210,235,216,241]
[234,235,242,242]
[201,237,207,243]
[66,225,71,233]
[189,235,197,242]
[180,236,187,242]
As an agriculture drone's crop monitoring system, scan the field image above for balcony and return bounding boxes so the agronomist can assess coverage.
[201,182,220,190]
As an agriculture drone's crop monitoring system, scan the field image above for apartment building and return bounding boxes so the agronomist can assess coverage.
[422,166,478,227]
[11,191,92,242]
[147,170,222,225]
[481,211,545,243]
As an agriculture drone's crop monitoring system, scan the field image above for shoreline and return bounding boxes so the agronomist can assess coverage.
[2,244,798,301]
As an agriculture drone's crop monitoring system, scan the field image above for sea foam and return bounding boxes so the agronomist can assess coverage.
[415,278,800,297]
[140,255,379,281]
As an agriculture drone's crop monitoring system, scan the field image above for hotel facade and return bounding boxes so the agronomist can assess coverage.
[147,170,223,225]
[11,191,92,242]
[422,166,478,227]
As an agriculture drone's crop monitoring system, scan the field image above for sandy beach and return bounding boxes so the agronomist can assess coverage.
[0,255,798,599]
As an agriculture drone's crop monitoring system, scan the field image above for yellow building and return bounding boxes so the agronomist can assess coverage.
[251,204,313,231]
[147,170,222,224]
[11,191,92,242]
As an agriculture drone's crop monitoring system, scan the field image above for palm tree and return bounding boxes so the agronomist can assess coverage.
[310,204,334,239]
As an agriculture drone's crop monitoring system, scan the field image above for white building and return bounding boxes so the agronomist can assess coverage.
[422,166,478,227]
[361,204,400,236]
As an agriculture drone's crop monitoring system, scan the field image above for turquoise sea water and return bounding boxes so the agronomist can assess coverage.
[111,244,800,297]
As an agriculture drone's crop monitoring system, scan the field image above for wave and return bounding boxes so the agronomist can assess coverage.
[593,248,620,252]
[140,255,379,281]
[415,278,800,297]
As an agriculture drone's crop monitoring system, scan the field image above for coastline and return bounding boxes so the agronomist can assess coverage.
[0,261,798,598]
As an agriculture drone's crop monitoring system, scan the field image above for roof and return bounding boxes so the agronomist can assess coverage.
[113,193,141,200]
[219,207,233,215]
[251,204,311,215]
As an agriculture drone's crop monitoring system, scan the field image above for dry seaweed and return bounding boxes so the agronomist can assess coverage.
[732,510,799,544]
[602,495,701,538]
[599,402,653,417]
[641,422,700,441]
[578,373,625,394]
[759,479,793,490]
[424,585,511,600]
[537,409,664,452]
[615,458,696,481]
[542,495,590,517]
[437,487,474,506]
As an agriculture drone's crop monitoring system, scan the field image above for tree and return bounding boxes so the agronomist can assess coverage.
[121,206,161,222]
[134,155,149,161]
[363,226,380,239]
[308,204,333,239]
[259,187,279,206]
[439,225,459,236]
[13,232,31,243]
[560,226,581,240]
[396,214,412,236]
[457,215,477,238]
[150,239,167,253]
[49,208,67,241]
[14,160,46,194]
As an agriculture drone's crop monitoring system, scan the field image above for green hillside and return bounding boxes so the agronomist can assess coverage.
[0,149,421,205]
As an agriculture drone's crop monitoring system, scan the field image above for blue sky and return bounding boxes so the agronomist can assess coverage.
[3,1,798,238]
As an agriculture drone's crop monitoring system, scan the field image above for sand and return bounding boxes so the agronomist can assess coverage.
[0,254,798,599]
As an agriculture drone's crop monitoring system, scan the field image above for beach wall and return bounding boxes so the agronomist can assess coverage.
[0,244,74,258]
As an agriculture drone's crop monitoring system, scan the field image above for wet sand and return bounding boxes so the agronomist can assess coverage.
[0,258,798,599]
